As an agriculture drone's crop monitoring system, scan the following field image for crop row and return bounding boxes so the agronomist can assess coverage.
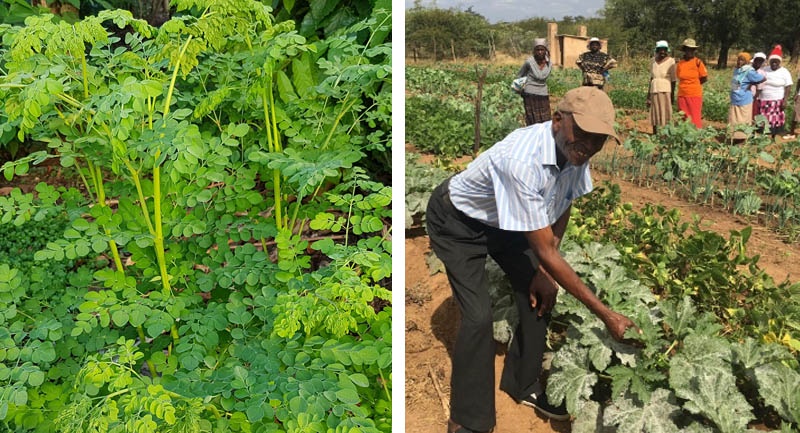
[406,63,800,239]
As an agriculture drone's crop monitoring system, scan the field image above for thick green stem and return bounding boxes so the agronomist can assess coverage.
[93,165,125,275]
[162,36,194,117]
[136,326,159,382]
[170,323,179,350]
[123,161,156,236]
[147,31,197,297]
[152,156,171,296]
[262,86,284,231]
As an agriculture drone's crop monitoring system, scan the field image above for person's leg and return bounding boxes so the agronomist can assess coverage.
[426,182,496,432]
[677,96,691,125]
[485,230,549,401]
[522,94,535,126]
[689,96,703,128]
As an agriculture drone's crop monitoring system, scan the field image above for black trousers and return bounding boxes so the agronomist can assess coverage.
[426,180,550,432]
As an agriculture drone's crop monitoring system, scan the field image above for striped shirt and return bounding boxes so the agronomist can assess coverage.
[448,122,593,232]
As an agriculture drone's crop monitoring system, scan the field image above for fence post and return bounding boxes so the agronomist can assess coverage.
[474,65,488,155]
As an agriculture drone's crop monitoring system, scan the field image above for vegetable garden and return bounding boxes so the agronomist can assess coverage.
[405,61,800,433]
[0,0,392,432]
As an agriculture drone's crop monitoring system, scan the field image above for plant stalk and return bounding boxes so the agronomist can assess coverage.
[93,165,125,275]
[152,153,171,295]
[262,83,284,231]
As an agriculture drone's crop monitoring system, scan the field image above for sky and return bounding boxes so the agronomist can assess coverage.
[403,0,607,23]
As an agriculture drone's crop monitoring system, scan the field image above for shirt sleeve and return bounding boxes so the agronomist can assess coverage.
[746,69,763,85]
[699,60,708,79]
[493,157,549,231]
[784,69,794,86]
[518,61,530,78]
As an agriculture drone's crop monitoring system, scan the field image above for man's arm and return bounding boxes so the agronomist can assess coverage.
[526,207,570,316]
[524,221,637,341]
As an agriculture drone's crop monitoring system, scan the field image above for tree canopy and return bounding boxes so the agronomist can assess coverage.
[406,0,800,67]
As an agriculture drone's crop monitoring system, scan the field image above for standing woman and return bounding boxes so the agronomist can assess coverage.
[759,45,793,139]
[647,40,676,134]
[751,52,768,121]
[729,52,766,141]
[675,38,708,128]
[576,37,617,90]
[518,38,552,125]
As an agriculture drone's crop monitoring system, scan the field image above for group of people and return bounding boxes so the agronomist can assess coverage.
[647,39,799,140]
[517,37,616,126]
[516,36,800,141]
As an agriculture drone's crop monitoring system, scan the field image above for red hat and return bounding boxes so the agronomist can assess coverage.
[769,45,783,61]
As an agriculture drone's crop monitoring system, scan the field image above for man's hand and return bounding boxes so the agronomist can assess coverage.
[528,272,559,317]
[601,310,640,342]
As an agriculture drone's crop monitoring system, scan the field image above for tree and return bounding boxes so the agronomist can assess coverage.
[688,0,757,68]
[603,0,692,58]
[750,0,800,65]
[406,6,491,60]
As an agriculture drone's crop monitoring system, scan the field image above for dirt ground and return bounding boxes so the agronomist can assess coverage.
[404,142,800,433]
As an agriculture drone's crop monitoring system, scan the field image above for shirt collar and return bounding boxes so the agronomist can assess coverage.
[539,121,558,166]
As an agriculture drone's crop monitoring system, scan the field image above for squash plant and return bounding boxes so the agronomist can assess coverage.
[0,0,391,431]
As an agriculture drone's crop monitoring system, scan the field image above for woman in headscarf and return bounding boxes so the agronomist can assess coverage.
[675,38,708,128]
[517,38,552,125]
[576,37,617,90]
[647,40,676,134]
[729,52,766,142]
[758,45,793,139]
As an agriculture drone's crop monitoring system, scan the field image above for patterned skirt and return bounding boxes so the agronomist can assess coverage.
[522,93,551,125]
[759,99,785,132]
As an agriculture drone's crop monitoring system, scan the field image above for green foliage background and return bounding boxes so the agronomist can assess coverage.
[0,0,392,431]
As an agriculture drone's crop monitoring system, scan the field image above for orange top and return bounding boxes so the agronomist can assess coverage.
[676,57,708,97]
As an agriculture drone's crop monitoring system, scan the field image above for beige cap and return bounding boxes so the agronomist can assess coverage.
[681,38,698,49]
[557,87,619,144]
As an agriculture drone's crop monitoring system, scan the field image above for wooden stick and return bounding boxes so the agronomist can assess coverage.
[428,363,450,415]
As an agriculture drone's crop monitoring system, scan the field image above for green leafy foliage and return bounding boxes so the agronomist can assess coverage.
[404,153,453,229]
[0,0,391,430]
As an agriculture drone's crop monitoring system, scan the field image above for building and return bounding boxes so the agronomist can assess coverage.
[547,23,608,69]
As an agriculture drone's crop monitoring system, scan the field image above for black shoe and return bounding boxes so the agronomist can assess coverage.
[447,419,492,433]
[519,392,570,421]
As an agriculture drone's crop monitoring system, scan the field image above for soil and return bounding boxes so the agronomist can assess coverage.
[405,140,800,433]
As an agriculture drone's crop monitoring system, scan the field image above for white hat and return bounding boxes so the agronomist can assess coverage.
[589,37,600,43]
[753,52,767,60]
[655,40,669,49]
